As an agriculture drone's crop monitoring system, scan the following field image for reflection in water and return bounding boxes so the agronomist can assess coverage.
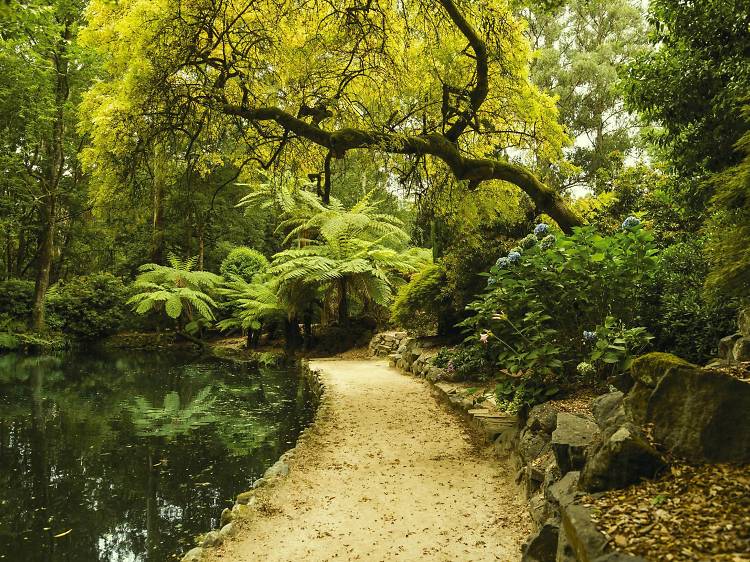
[0,350,315,561]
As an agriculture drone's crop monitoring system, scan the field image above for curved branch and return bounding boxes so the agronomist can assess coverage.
[437,0,489,142]
[221,103,582,232]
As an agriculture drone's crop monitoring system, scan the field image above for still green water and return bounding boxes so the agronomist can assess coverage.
[0,350,316,562]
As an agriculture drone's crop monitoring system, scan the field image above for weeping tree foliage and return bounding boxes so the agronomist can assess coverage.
[706,117,750,298]
[391,263,450,334]
[127,254,221,333]
[81,0,583,232]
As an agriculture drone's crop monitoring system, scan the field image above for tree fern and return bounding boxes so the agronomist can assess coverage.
[128,253,221,331]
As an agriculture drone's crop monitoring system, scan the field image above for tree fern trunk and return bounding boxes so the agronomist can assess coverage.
[338,277,348,326]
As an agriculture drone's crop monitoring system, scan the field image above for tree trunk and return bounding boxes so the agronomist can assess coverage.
[284,316,302,351]
[30,24,70,331]
[150,157,166,264]
[30,200,55,331]
[197,225,205,270]
[338,277,348,327]
[303,309,313,350]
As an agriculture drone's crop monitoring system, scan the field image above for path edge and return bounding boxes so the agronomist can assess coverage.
[179,360,327,562]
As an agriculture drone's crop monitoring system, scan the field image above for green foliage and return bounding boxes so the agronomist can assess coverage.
[586,316,653,376]
[127,386,217,439]
[45,273,129,340]
[217,275,291,333]
[644,239,739,363]
[495,377,559,414]
[431,345,495,382]
[127,255,221,330]
[462,221,657,386]
[219,247,269,283]
[625,0,750,181]
[705,119,750,299]
[242,182,429,324]
[0,279,35,321]
[521,0,647,190]
[390,263,448,334]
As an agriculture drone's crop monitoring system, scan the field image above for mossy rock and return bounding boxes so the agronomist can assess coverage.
[630,352,694,388]
[235,490,255,505]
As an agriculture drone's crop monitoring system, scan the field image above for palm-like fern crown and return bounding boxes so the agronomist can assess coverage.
[128,253,222,321]
[238,174,430,308]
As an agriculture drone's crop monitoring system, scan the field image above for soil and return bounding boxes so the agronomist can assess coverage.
[207,358,530,562]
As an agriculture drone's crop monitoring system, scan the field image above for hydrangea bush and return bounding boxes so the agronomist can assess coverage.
[461,220,658,410]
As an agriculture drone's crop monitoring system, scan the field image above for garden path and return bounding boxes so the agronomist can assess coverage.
[209,358,529,562]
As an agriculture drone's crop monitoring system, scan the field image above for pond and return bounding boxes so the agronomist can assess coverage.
[0,349,317,562]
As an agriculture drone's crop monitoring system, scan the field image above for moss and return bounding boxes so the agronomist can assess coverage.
[630,352,694,387]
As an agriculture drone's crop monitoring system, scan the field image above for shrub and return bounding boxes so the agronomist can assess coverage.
[461,222,658,394]
[390,263,448,334]
[643,238,738,363]
[431,345,495,381]
[46,273,130,340]
[0,279,35,321]
[219,247,269,283]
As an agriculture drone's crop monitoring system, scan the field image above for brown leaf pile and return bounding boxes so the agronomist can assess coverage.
[547,389,597,417]
[585,463,750,561]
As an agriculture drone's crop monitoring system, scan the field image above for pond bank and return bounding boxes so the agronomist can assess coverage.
[202,358,530,562]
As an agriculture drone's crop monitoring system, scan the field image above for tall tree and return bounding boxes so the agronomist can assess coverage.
[625,0,750,189]
[81,0,584,231]
[518,0,647,192]
[0,0,92,329]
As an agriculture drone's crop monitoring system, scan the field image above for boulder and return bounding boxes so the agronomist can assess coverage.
[622,383,652,426]
[625,352,697,426]
[580,422,665,492]
[521,520,559,562]
[527,403,559,434]
[551,413,598,475]
[733,337,750,362]
[647,364,750,462]
[630,352,692,388]
[220,507,233,526]
[560,504,608,562]
[590,391,626,428]
[547,470,581,510]
[201,530,222,548]
[519,427,551,464]
[264,460,290,479]
[719,333,742,360]
[181,547,204,562]
[235,490,255,505]
[528,493,549,527]
[219,522,236,540]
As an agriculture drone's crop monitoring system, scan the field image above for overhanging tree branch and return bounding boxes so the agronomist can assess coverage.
[221,102,582,231]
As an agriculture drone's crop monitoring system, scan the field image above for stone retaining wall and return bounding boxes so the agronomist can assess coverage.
[375,332,648,562]
[179,360,325,562]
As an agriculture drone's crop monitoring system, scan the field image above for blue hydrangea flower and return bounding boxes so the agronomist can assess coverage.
[583,330,597,343]
[534,223,550,237]
[539,234,556,250]
[507,251,521,264]
[622,216,641,230]
[496,257,510,268]
[520,234,537,249]
[487,277,496,287]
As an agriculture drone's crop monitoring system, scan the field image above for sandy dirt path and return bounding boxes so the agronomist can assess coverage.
[208,358,530,562]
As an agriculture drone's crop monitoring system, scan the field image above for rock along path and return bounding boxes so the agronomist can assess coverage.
[208,358,530,562]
